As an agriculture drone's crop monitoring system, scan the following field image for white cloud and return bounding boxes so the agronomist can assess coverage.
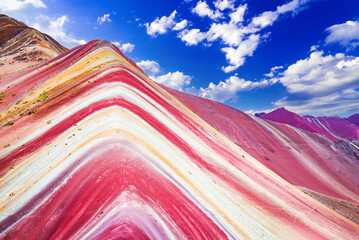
[229,4,247,24]
[173,19,188,31]
[207,22,246,46]
[136,60,161,76]
[137,60,192,91]
[213,0,235,11]
[277,0,309,13]
[277,50,359,96]
[310,44,319,52]
[269,50,359,115]
[250,11,279,28]
[145,10,177,37]
[146,0,314,73]
[0,0,46,11]
[178,29,207,46]
[32,15,87,47]
[274,89,359,116]
[97,14,111,25]
[192,0,223,20]
[198,75,277,102]
[264,65,283,77]
[221,34,260,72]
[250,0,310,28]
[152,71,192,91]
[120,43,135,53]
[325,20,359,49]
[112,42,135,53]
[245,108,276,116]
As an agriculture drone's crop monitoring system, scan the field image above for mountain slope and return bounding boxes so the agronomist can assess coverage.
[260,107,337,141]
[304,115,359,140]
[0,40,358,239]
[164,86,359,224]
[0,14,67,81]
[348,113,359,127]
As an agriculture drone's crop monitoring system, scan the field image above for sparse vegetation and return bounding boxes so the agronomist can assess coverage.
[38,90,49,102]
[3,121,13,127]
[73,89,81,94]
[28,109,38,115]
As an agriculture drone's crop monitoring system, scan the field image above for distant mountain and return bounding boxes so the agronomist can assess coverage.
[260,108,359,142]
[0,14,67,81]
[254,112,266,117]
[347,113,359,127]
[260,107,337,140]
[304,115,359,141]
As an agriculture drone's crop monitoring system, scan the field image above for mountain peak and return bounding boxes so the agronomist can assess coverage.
[262,108,338,141]
[347,113,359,127]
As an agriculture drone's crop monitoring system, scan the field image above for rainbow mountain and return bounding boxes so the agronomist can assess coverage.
[0,28,359,239]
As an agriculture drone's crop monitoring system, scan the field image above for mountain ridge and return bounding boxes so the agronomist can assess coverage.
[0,16,358,239]
[0,14,67,81]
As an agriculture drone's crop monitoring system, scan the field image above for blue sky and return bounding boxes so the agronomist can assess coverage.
[1,0,359,117]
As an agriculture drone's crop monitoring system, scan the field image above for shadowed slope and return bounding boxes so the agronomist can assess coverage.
[347,114,359,127]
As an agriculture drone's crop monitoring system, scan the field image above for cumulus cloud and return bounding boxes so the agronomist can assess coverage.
[152,71,192,91]
[144,10,177,36]
[250,0,310,28]
[0,0,46,11]
[264,65,283,77]
[325,20,359,49]
[136,60,161,76]
[112,42,135,53]
[213,0,235,11]
[173,19,188,31]
[97,14,111,25]
[186,0,312,72]
[229,4,247,24]
[270,50,359,115]
[198,75,277,102]
[221,34,260,73]
[32,15,86,47]
[277,51,359,96]
[137,60,192,91]
[274,89,359,116]
[206,22,247,46]
[192,0,223,20]
[178,29,207,46]
[143,0,315,73]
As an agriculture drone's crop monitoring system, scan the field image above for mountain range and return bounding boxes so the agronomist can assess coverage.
[0,14,358,239]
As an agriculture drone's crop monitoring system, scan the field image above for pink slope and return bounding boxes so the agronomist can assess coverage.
[347,113,359,127]
[261,108,337,141]
[305,115,359,140]
[163,86,359,203]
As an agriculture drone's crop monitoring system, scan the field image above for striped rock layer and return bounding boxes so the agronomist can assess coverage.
[304,115,359,140]
[0,14,67,81]
[0,40,358,239]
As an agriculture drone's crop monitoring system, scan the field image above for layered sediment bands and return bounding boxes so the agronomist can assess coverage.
[164,86,359,222]
[0,40,359,239]
[304,115,359,140]
[0,14,67,81]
